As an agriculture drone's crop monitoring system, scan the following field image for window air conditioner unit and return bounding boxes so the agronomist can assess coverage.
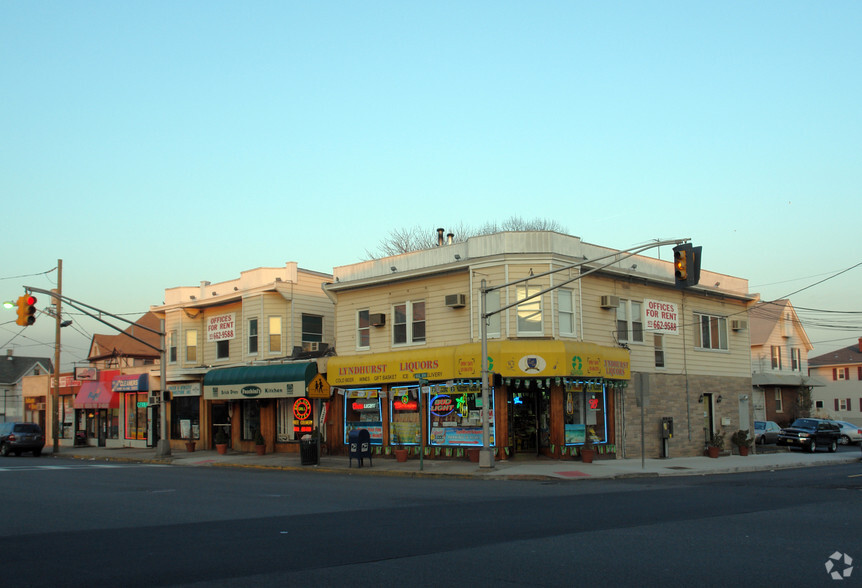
[600,295,619,309]
[445,293,467,308]
[731,320,748,331]
[302,341,320,352]
[369,312,386,327]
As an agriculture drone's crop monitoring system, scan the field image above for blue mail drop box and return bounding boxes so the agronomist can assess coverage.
[348,428,373,468]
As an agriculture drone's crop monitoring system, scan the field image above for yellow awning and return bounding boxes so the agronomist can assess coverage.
[326,340,630,386]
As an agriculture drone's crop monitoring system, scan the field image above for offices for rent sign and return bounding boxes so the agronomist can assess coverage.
[207,313,235,342]
[644,300,679,335]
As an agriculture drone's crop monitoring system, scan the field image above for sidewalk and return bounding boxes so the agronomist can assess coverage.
[46,444,861,481]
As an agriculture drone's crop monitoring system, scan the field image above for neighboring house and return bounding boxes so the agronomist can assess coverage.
[150,263,335,454]
[808,338,862,426]
[322,230,757,460]
[749,300,822,426]
[1,349,53,424]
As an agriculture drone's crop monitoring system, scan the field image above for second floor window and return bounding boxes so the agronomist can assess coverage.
[558,289,575,336]
[517,285,542,335]
[357,310,370,349]
[791,347,800,371]
[654,334,665,368]
[771,346,782,369]
[393,301,425,345]
[169,330,177,363]
[485,290,501,338]
[185,330,198,363]
[216,340,229,360]
[694,313,727,350]
[616,300,643,343]
[302,314,323,343]
[248,319,258,355]
[269,316,282,354]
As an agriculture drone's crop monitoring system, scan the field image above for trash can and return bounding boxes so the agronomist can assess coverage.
[349,429,373,468]
[300,435,319,465]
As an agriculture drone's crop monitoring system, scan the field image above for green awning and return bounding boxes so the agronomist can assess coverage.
[203,362,318,400]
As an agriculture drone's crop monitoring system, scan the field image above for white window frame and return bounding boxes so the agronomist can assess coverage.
[654,334,665,368]
[268,316,282,354]
[774,389,783,413]
[791,347,800,371]
[771,346,782,370]
[558,289,576,337]
[169,330,177,364]
[616,299,644,344]
[392,301,426,346]
[516,285,543,336]
[357,309,370,350]
[694,313,728,351]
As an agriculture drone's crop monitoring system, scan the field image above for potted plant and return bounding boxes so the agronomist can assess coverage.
[253,429,266,456]
[214,427,229,455]
[184,431,196,453]
[580,427,596,463]
[731,429,752,456]
[707,430,724,458]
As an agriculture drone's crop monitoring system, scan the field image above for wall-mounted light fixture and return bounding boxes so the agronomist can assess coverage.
[454,254,461,260]
[390,266,397,272]
[717,395,723,404]
[698,394,704,403]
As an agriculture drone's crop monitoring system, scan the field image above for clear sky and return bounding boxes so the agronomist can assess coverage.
[2,2,861,369]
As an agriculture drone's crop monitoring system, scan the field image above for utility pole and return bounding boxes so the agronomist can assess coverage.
[52,259,62,454]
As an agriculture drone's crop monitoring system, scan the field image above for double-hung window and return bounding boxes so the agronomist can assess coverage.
[791,348,801,371]
[185,330,198,363]
[248,318,258,355]
[517,285,543,335]
[654,334,665,368]
[694,313,728,350]
[269,316,282,354]
[771,346,782,369]
[616,300,643,343]
[485,290,501,338]
[393,301,425,345]
[357,310,371,349]
[558,289,575,337]
[169,330,177,363]
[302,314,323,344]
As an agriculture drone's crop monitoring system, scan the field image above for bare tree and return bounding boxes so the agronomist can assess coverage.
[365,216,567,259]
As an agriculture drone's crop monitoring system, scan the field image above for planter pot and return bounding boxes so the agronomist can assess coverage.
[216,443,228,455]
[707,446,720,458]
[738,445,749,456]
[255,445,266,456]
[580,448,596,463]
[394,448,408,462]
[184,442,196,452]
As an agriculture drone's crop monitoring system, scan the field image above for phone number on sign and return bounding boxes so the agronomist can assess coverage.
[648,321,677,332]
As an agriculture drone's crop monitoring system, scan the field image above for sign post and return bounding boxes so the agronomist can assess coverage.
[414,372,428,472]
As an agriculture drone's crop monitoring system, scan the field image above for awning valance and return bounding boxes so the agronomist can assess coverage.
[753,373,827,388]
[326,340,630,387]
[203,362,318,400]
[74,382,119,409]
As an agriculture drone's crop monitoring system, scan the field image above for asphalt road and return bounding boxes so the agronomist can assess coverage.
[1,456,860,587]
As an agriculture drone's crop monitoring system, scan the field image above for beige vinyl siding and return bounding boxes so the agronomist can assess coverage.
[580,274,752,378]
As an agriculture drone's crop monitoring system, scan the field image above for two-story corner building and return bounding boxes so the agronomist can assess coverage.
[4,349,53,424]
[150,263,335,454]
[808,338,862,427]
[749,300,823,426]
[322,230,756,461]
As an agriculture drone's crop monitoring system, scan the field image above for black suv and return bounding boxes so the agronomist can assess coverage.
[777,418,840,453]
[0,422,45,457]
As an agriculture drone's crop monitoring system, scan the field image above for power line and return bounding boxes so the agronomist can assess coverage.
[0,267,57,281]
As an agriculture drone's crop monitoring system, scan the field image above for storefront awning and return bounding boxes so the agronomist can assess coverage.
[326,340,630,387]
[203,362,318,400]
[74,382,119,409]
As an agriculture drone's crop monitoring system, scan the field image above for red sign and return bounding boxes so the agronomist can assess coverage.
[293,397,312,420]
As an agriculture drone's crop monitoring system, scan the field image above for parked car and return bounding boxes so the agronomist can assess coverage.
[0,422,45,457]
[777,418,840,453]
[754,420,781,444]
[834,421,862,445]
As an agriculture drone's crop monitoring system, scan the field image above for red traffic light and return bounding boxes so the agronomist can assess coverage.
[15,295,37,326]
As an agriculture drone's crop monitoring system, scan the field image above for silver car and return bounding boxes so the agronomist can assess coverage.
[754,420,781,444]
[834,421,862,445]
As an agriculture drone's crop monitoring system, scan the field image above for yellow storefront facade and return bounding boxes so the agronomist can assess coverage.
[326,340,630,458]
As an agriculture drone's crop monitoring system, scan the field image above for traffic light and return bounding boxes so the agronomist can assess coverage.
[672,244,703,288]
[673,244,690,285]
[15,295,37,326]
